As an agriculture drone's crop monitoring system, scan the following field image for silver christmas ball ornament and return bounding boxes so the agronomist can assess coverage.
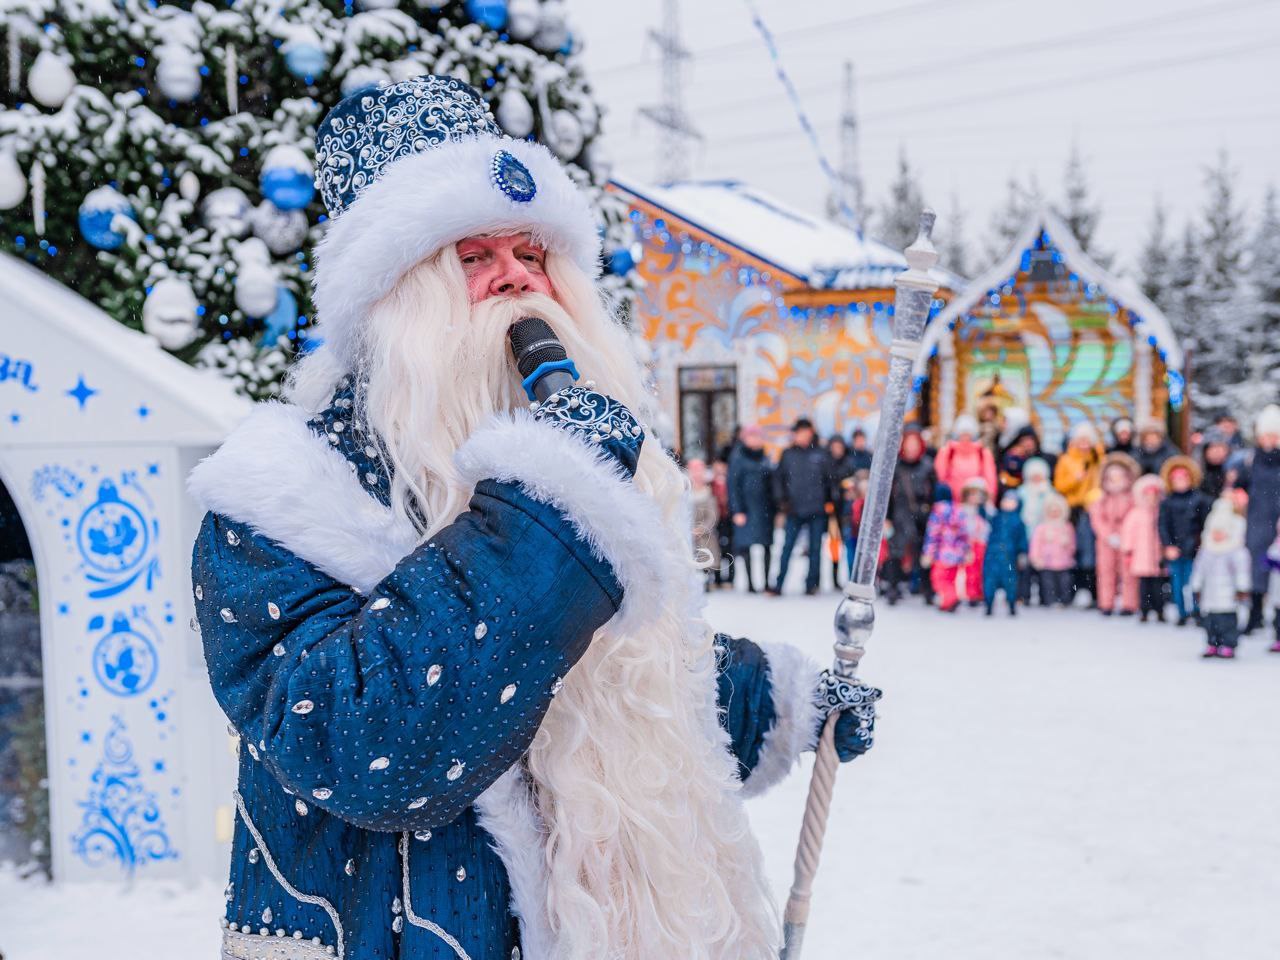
[506,0,540,39]
[202,187,253,237]
[532,1,570,53]
[142,276,201,350]
[496,88,534,138]
[155,46,202,102]
[251,200,309,256]
[548,108,583,160]
[233,238,280,318]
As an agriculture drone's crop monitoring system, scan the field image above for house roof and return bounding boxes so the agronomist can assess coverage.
[611,176,961,291]
[914,207,1183,376]
[0,252,251,447]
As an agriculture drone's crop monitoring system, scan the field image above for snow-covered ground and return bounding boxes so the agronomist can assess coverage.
[3,593,1279,959]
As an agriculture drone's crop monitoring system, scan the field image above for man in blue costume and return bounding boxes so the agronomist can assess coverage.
[190,76,879,960]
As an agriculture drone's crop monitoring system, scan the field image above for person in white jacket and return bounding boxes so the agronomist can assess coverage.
[1190,499,1252,659]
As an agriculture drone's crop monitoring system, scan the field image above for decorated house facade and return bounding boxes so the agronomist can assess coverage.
[609,178,958,460]
[0,253,247,883]
[914,209,1185,452]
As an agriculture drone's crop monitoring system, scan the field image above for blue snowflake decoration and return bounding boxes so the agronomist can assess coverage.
[491,150,536,204]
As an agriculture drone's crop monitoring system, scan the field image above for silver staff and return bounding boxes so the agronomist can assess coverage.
[780,209,939,959]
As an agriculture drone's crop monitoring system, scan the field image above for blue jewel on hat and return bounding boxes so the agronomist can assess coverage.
[490,150,536,204]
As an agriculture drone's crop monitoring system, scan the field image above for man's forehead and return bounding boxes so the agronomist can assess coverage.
[457,233,543,249]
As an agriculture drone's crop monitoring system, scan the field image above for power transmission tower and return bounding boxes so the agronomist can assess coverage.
[639,0,701,183]
[827,60,865,234]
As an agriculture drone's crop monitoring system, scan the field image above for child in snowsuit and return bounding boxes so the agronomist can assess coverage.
[1019,457,1053,604]
[1238,404,1280,634]
[922,483,972,613]
[1266,518,1280,653]
[1123,474,1166,622]
[1158,455,1211,626]
[984,489,1029,616]
[1030,493,1076,608]
[959,477,991,606]
[1088,452,1140,615]
[1190,499,1252,658]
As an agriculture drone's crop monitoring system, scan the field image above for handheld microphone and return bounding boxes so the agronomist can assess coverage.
[508,317,580,402]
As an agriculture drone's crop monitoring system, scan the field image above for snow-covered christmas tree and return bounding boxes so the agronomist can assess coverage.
[0,0,631,398]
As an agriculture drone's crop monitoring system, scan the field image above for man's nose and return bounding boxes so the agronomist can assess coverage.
[490,253,534,296]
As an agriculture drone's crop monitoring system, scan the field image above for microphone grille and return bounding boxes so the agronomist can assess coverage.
[508,317,567,379]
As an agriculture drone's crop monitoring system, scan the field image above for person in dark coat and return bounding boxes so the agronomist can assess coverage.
[1134,418,1179,477]
[849,428,874,473]
[984,489,1029,615]
[884,426,935,604]
[1158,455,1212,625]
[1232,404,1280,633]
[1198,428,1232,500]
[727,423,776,593]
[997,424,1040,494]
[1108,417,1135,455]
[770,418,833,596]
[827,435,858,583]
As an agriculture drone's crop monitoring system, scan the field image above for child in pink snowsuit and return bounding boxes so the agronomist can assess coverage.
[1122,475,1166,621]
[922,483,972,613]
[959,477,991,605]
[1030,493,1076,607]
[1089,453,1140,615]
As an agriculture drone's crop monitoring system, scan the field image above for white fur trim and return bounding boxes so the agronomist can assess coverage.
[455,409,676,638]
[473,768,555,960]
[186,402,419,592]
[312,134,601,367]
[741,643,822,799]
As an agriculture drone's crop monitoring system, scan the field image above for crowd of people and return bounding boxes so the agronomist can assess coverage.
[685,404,1280,660]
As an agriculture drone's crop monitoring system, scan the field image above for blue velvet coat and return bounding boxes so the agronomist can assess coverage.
[189,388,820,960]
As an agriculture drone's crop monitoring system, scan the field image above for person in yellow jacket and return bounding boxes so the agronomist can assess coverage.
[1054,422,1107,512]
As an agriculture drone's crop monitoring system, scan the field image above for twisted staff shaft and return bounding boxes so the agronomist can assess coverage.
[780,211,940,959]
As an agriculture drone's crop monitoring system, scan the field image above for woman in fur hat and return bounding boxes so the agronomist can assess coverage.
[1231,404,1280,635]
[1088,452,1141,615]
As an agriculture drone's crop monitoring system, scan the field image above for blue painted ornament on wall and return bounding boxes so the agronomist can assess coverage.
[76,477,160,598]
[466,0,509,30]
[260,145,315,211]
[258,285,298,345]
[78,186,135,251]
[90,611,160,698]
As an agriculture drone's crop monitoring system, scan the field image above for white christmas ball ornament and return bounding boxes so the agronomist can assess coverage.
[341,64,392,95]
[0,150,27,210]
[506,0,539,39]
[155,45,202,102]
[28,51,76,108]
[142,276,201,350]
[202,187,252,237]
[234,241,280,318]
[548,109,583,160]
[178,170,200,203]
[496,88,534,138]
[251,200,308,256]
[533,1,570,53]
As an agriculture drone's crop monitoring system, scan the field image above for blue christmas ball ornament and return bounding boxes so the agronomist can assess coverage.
[466,0,509,30]
[259,285,299,345]
[78,186,135,250]
[260,144,315,211]
[283,35,328,79]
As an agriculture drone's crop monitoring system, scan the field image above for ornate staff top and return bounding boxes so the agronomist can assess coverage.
[833,210,939,679]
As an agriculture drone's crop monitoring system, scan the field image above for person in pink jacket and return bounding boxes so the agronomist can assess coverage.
[1030,493,1077,608]
[1122,474,1166,622]
[935,414,998,501]
[1088,452,1140,616]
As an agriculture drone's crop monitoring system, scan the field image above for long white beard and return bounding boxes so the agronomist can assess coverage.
[300,250,779,958]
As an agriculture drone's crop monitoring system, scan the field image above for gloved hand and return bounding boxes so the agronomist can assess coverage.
[813,670,881,762]
[532,384,644,477]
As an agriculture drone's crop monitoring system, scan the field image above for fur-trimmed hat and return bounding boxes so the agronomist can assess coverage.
[1202,498,1245,553]
[961,476,990,497]
[1136,417,1166,438]
[1069,420,1100,445]
[1256,403,1280,440]
[310,75,600,366]
[1160,454,1202,491]
[1022,456,1051,484]
[1100,451,1141,483]
[1132,473,1163,503]
[951,413,978,439]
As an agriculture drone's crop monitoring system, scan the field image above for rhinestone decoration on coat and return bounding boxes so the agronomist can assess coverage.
[248,848,259,864]
[550,677,564,695]
[246,742,260,761]
[369,756,390,771]
[446,760,465,781]
[272,643,286,657]
[392,916,404,934]
[262,907,273,924]
[220,607,237,624]
[455,866,467,882]
[294,799,308,816]
[344,859,355,877]
[473,621,488,640]
[194,583,203,600]
[512,948,521,960]
[291,699,314,715]
[370,597,391,611]
[414,829,432,842]
[312,787,333,801]
[267,601,281,620]
[391,897,402,915]
[226,529,241,546]
[407,796,427,810]
[426,664,442,686]
[500,684,517,704]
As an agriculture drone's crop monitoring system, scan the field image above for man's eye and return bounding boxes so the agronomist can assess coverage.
[522,253,544,265]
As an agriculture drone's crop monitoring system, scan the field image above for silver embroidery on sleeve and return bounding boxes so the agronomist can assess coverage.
[399,833,473,960]
[233,791,345,960]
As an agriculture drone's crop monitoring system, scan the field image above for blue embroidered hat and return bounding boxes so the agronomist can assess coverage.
[309,75,601,367]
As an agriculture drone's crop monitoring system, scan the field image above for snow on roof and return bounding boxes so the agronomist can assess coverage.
[612,175,961,291]
[0,252,251,446]
[915,207,1184,376]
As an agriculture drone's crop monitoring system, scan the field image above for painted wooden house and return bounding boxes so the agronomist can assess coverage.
[609,178,958,460]
[914,208,1186,453]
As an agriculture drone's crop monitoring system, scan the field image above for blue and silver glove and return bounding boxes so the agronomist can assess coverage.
[532,384,645,478]
[814,670,881,762]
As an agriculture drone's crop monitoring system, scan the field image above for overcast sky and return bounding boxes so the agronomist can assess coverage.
[565,0,1280,274]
